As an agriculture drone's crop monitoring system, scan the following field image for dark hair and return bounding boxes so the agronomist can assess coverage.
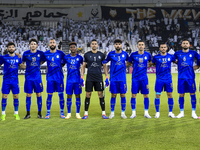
[69,42,77,46]
[159,42,167,47]
[114,39,122,44]
[137,40,145,44]
[182,38,190,43]
[91,39,97,44]
[29,38,38,44]
[6,42,15,47]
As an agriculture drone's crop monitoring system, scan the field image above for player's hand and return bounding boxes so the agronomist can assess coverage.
[81,76,85,87]
[105,76,109,88]
[15,53,22,58]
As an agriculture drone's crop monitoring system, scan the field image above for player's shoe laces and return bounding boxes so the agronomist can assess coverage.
[155,112,160,118]
[65,113,71,119]
[14,114,20,120]
[37,114,43,119]
[192,112,198,119]
[144,113,151,118]
[102,114,108,119]
[23,114,31,119]
[176,112,184,118]
[82,115,88,119]
[76,113,81,119]
[121,114,127,119]
[60,112,65,119]
[109,113,115,119]
[168,112,176,118]
[1,114,6,121]
[45,113,50,119]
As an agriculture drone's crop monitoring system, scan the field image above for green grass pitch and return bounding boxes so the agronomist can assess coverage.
[0,74,199,150]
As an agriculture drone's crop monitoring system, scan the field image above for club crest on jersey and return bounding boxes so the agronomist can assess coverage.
[38,54,40,57]
[57,55,59,58]
[122,54,124,58]
[77,58,79,61]
[168,58,170,61]
[144,56,147,60]
[98,56,101,59]
[189,54,192,57]
[16,59,18,63]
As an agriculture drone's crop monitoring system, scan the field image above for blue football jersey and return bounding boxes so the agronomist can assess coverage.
[152,53,175,81]
[0,54,22,80]
[128,51,151,80]
[22,50,45,80]
[44,50,65,81]
[64,54,83,83]
[103,50,129,82]
[174,50,199,79]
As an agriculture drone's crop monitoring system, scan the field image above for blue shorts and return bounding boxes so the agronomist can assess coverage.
[178,79,196,94]
[131,79,149,94]
[24,80,43,94]
[47,80,64,93]
[2,79,19,94]
[155,79,173,93]
[66,82,82,95]
[110,81,127,94]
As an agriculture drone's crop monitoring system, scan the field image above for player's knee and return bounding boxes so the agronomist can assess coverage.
[156,92,161,98]
[86,92,91,98]
[120,94,125,98]
[179,94,185,97]
[132,94,137,98]
[67,95,72,98]
[112,94,117,98]
[2,94,8,99]
[13,94,18,99]
[27,93,32,97]
[190,93,195,96]
[98,92,103,98]
[143,94,149,98]
[75,94,80,98]
[167,93,172,98]
[36,93,41,97]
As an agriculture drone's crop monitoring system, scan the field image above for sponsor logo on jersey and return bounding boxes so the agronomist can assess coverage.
[91,62,99,67]
[183,57,186,61]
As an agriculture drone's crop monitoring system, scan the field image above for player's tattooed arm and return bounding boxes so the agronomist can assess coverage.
[103,64,108,77]
[81,62,87,76]
[126,62,132,67]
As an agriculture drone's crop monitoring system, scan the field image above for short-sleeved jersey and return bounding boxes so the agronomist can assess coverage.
[84,51,105,82]
[174,50,199,79]
[152,53,175,81]
[64,54,83,83]
[103,50,129,82]
[0,54,22,80]
[44,50,65,81]
[128,51,151,80]
[22,50,45,80]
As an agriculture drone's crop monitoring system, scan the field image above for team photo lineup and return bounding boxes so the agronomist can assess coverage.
[1,37,200,121]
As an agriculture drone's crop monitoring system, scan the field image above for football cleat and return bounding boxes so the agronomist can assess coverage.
[14,114,20,120]
[1,114,6,121]
[45,113,51,119]
[82,115,88,119]
[102,114,108,119]
[23,114,31,119]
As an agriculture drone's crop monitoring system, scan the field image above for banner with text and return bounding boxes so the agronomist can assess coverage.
[0,6,101,21]
[101,6,200,21]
